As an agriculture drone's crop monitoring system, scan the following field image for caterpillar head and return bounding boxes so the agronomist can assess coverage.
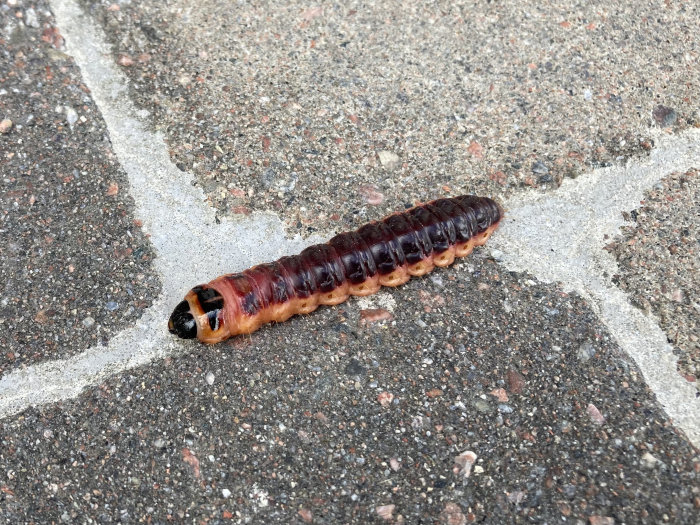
[168,286,226,343]
[168,300,197,339]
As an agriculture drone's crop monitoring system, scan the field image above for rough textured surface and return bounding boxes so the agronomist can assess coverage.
[77,0,699,235]
[2,257,698,524]
[611,169,699,386]
[0,0,159,373]
[486,130,700,446]
[1,0,698,523]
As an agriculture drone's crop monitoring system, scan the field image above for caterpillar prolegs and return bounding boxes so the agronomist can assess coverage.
[168,195,503,344]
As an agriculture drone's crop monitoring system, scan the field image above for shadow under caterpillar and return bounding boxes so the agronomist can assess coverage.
[169,195,503,344]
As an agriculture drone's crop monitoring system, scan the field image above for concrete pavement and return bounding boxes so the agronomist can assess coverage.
[1,0,698,523]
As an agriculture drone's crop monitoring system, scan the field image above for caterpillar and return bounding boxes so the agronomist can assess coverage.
[169,195,503,344]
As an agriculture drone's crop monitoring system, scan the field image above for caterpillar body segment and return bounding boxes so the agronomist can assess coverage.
[168,195,503,344]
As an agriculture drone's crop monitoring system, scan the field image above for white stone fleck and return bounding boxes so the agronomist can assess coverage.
[376,504,395,521]
[377,150,400,169]
[24,8,40,28]
[250,483,269,508]
[453,450,477,478]
[64,106,78,128]
[587,403,606,425]
[0,119,13,134]
[356,291,396,313]
[641,452,659,468]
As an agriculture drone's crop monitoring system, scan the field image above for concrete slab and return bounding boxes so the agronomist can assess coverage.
[2,260,698,523]
[76,0,699,235]
[610,169,699,386]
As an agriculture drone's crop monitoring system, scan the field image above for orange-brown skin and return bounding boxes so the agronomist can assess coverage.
[168,195,503,344]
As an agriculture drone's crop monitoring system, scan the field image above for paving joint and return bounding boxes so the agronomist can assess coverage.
[491,128,700,447]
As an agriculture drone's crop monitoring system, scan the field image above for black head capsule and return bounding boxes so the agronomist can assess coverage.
[168,300,197,339]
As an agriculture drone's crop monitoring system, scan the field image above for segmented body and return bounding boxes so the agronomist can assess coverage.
[169,195,503,344]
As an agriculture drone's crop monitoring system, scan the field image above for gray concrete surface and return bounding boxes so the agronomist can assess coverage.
[76,0,700,233]
[0,0,159,373]
[1,0,698,523]
[610,169,699,386]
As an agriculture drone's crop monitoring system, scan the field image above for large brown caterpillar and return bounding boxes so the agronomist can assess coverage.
[169,195,503,344]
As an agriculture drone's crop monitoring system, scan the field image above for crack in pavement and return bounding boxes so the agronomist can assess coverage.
[0,0,697,449]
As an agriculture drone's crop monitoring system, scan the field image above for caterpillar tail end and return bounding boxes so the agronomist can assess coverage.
[168,300,198,339]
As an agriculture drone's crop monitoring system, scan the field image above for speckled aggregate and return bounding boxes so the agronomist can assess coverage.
[77,0,699,235]
[611,169,699,387]
[0,0,160,372]
[0,0,698,523]
[2,257,698,523]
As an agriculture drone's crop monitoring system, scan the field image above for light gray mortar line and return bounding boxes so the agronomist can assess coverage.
[0,0,321,420]
[490,128,700,447]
